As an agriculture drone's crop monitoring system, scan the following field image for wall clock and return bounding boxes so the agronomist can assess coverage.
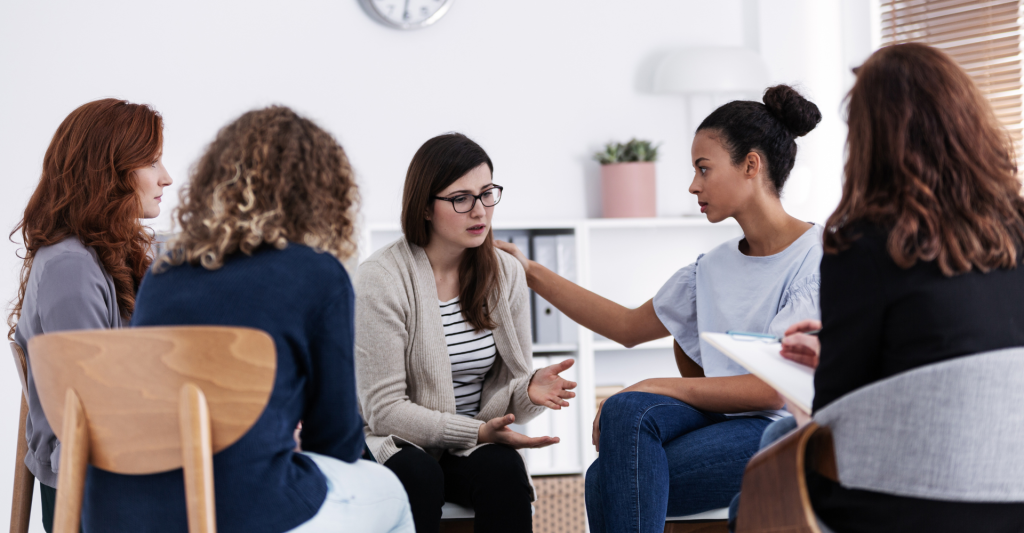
[360,0,454,30]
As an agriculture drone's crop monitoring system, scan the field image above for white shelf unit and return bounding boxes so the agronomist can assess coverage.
[359,217,743,475]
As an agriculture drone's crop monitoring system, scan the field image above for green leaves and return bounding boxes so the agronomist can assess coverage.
[593,138,660,165]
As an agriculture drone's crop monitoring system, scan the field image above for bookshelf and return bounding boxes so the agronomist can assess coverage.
[358,216,743,475]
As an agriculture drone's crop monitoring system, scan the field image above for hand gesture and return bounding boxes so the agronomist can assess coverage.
[528,358,578,409]
[477,414,559,449]
[494,239,531,275]
[780,319,822,369]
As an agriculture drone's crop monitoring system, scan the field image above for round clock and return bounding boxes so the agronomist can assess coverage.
[360,0,454,30]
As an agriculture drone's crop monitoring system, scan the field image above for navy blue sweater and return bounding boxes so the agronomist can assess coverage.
[82,245,364,533]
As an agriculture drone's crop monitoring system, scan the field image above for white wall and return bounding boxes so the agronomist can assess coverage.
[0,1,873,529]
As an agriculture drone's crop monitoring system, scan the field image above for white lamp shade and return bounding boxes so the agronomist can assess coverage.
[653,47,771,94]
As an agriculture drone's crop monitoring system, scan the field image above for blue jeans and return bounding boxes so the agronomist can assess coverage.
[584,392,771,533]
[727,416,799,532]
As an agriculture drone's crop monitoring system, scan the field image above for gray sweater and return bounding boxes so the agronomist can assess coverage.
[13,237,123,487]
[355,237,545,465]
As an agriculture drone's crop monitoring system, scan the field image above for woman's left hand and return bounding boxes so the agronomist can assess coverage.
[528,358,578,409]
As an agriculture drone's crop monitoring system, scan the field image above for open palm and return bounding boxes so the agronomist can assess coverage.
[528,358,578,409]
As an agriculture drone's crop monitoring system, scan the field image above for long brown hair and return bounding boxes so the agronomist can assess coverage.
[8,98,161,339]
[155,106,359,272]
[401,133,498,332]
[826,43,1024,275]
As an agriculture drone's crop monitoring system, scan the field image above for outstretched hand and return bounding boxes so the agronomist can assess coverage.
[528,358,578,409]
[477,414,559,449]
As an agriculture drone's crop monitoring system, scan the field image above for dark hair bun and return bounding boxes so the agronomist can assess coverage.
[763,85,821,137]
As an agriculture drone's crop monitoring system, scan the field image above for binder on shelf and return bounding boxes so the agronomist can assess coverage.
[532,235,562,345]
[493,230,531,256]
[555,235,578,345]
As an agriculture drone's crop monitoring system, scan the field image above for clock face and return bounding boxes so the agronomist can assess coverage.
[362,0,454,30]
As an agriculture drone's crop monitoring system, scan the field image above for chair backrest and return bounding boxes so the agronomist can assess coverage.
[814,347,1024,502]
[28,326,276,533]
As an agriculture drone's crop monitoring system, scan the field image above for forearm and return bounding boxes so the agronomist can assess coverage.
[527,261,667,347]
[628,374,784,413]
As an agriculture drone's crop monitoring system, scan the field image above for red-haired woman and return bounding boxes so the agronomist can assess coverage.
[765,43,1024,532]
[7,98,172,533]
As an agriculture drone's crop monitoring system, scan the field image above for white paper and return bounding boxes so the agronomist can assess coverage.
[700,332,815,413]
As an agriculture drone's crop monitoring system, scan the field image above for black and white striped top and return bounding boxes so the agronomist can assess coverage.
[440,297,496,417]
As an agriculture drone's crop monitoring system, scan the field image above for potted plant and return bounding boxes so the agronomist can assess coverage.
[593,138,659,218]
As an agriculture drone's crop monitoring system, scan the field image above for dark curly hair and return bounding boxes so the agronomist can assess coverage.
[697,85,822,195]
[9,98,160,339]
[826,43,1024,276]
[156,105,359,272]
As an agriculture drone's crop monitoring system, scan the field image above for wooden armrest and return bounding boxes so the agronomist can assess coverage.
[735,421,836,533]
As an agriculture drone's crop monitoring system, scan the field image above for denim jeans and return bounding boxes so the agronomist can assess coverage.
[727,416,798,532]
[585,392,771,533]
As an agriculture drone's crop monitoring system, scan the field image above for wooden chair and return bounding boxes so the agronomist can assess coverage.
[9,342,33,533]
[27,326,276,533]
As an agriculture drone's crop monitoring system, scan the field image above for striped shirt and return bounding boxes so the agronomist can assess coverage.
[441,297,496,417]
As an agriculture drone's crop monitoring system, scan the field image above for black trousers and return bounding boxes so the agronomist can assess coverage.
[383,444,533,533]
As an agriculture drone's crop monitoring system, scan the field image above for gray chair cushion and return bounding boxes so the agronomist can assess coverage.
[814,348,1024,502]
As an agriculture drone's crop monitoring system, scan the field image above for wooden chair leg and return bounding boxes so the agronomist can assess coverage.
[734,422,822,533]
[53,390,88,533]
[180,384,216,533]
[10,394,33,533]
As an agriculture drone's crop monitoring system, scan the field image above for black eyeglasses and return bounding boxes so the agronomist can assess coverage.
[434,185,503,213]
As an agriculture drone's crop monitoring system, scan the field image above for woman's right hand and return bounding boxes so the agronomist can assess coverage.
[781,319,822,369]
[477,414,558,449]
[494,240,531,275]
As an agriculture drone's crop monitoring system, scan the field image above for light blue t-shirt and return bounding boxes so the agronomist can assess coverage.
[653,224,823,417]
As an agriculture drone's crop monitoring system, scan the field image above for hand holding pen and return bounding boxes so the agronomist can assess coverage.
[780,319,822,369]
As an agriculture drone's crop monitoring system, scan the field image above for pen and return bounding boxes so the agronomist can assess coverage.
[725,329,821,342]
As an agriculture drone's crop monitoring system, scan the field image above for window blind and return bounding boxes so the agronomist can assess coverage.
[880,0,1024,146]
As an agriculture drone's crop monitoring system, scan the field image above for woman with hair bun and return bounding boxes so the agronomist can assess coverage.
[8,98,172,533]
[496,85,824,532]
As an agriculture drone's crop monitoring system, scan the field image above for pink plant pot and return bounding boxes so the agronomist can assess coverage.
[600,162,657,218]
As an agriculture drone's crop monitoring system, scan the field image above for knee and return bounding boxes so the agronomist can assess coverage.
[584,459,601,503]
[473,445,529,495]
[384,448,444,502]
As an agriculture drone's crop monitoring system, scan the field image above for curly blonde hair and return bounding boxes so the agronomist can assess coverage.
[156,106,358,272]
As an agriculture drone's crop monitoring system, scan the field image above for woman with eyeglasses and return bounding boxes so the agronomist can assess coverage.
[355,133,578,533]
[496,85,824,533]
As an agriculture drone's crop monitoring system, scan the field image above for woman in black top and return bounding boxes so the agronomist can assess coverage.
[778,43,1024,532]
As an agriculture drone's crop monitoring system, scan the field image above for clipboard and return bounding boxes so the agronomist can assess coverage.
[701,332,815,413]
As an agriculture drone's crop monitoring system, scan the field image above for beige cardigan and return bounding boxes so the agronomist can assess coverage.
[355,237,545,465]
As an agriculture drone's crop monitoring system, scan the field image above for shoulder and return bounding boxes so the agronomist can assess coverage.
[34,238,106,279]
[278,244,352,284]
[826,221,890,263]
[698,233,742,265]
[495,246,525,282]
[356,239,407,290]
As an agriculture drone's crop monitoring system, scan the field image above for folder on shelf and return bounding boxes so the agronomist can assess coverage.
[532,235,562,345]
[700,332,815,413]
[493,230,531,255]
[555,234,578,346]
